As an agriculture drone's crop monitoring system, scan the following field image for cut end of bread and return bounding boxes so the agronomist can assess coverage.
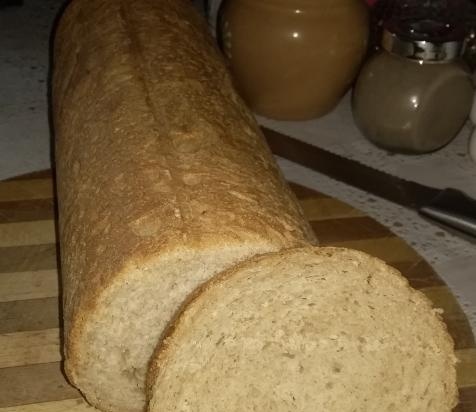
[65,241,281,412]
[148,247,458,412]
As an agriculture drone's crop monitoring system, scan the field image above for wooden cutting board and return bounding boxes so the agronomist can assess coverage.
[0,170,475,411]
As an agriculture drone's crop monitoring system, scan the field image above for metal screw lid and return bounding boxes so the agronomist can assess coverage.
[381,28,464,62]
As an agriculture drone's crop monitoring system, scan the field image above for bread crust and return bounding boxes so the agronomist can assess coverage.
[53,0,315,403]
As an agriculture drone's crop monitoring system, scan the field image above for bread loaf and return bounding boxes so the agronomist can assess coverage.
[148,247,458,412]
[53,0,315,411]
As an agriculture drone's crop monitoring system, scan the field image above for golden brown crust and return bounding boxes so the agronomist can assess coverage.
[53,0,315,391]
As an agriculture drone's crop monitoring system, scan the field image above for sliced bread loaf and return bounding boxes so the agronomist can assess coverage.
[53,0,315,411]
[148,247,458,412]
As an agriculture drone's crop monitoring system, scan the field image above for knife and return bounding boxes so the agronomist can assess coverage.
[262,127,476,239]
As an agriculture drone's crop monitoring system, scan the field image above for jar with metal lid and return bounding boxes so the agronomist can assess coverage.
[352,3,474,154]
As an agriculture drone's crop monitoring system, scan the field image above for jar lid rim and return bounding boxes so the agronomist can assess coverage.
[382,30,464,62]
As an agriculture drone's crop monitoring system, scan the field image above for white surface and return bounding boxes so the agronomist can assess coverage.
[1,0,475,332]
[0,0,60,179]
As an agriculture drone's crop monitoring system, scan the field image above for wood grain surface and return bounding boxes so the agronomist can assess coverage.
[0,171,474,411]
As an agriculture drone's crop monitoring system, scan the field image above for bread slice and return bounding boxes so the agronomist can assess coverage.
[53,1,315,411]
[148,247,458,412]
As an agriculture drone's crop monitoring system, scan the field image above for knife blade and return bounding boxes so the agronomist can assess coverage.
[262,127,476,238]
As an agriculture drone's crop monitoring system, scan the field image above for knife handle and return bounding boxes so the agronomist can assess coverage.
[419,188,476,237]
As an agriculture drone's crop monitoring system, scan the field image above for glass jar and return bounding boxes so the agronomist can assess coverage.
[353,32,473,154]
[352,3,474,153]
[219,0,369,120]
